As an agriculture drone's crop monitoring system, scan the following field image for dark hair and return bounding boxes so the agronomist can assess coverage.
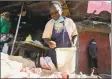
[90,39,96,43]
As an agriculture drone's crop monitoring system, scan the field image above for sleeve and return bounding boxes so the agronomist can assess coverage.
[69,18,78,46]
[42,21,52,39]
[43,38,50,45]
[0,17,2,32]
[7,22,11,33]
[0,17,4,28]
[70,19,78,36]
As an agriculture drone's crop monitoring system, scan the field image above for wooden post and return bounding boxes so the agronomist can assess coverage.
[10,2,24,55]
[110,9,112,77]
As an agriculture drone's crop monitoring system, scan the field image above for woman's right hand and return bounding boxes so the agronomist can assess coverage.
[48,41,56,48]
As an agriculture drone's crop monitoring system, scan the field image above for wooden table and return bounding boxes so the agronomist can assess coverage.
[24,41,49,50]
[12,41,49,67]
[12,41,48,55]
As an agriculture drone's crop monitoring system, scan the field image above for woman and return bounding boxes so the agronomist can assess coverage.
[0,12,11,34]
[0,12,12,52]
[88,39,98,75]
[42,1,78,67]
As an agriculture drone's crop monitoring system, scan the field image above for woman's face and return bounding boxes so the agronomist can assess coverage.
[50,6,60,20]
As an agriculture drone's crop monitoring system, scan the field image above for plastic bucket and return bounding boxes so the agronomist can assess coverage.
[55,47,77,73]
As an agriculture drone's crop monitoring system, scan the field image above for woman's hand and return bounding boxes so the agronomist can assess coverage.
[48,41,56,48]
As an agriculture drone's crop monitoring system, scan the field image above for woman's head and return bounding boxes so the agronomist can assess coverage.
[1,12,11,20]
[50,1,63,20]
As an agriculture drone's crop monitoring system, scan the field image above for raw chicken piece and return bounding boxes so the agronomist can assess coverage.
[61,72,69,79]
[31,68,42,75]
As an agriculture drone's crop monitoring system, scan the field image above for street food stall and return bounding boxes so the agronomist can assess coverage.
[0,0,111,78]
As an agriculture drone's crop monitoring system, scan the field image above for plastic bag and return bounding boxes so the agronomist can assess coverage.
[2,43,8,54]
[40,57,56,71]
[25,34,32,42]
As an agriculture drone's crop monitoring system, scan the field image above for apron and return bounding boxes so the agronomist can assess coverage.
[47,21,71,67]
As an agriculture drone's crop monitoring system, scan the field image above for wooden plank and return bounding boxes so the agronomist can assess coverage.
[77,24,111,33]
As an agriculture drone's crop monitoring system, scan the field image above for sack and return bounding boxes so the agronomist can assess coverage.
[40,57,56,71]
[8,56,36,68]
